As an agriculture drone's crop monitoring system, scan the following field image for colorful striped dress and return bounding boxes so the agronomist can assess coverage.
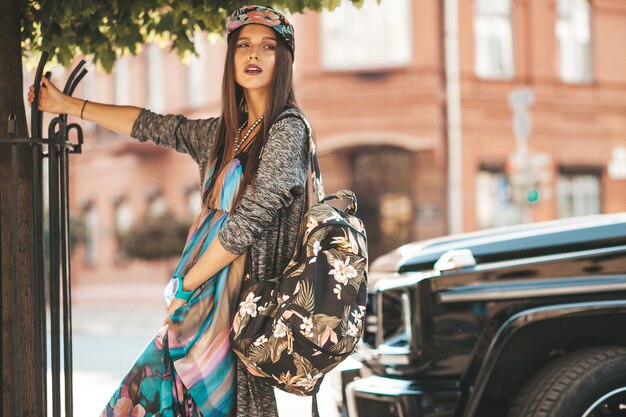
[100,150,250,417]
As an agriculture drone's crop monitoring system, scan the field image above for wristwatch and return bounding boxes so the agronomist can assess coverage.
[172,275,194,301]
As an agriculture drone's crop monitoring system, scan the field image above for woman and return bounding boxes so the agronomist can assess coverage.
[28,5,309,417]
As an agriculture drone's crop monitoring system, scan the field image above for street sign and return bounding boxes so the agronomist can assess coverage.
[508,87,535,154]
[608,146,626,180]
[508,87,535,110]
[513,112,532,143]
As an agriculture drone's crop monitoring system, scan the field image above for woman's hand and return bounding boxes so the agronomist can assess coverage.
[27,77,71,114]
[163,297,188,326]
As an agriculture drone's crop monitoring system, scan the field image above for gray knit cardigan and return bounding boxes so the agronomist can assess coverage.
[130,107,310,417]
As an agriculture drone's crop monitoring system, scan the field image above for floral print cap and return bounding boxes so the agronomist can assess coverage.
[227,5,295,57]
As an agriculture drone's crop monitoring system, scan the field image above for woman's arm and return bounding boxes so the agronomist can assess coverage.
[28,77,218,162]
[130,109,218,164]
[179,116,308,294]
[28,77,141,136]
[181,239,239,292]
[218,116,309,255]
[167,116,309,321]
[165,236,238,321]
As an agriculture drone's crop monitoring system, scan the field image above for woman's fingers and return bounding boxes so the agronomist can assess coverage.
[163,297,189,325]
[163,301,179,325]
[41,78,58,96]
[39,78,65,113]
[27,77,86,116]
[165,303,176,318]
[27,85,35,107]
[163,298,187,325]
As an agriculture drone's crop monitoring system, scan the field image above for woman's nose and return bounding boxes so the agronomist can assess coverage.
[248,46,260,60]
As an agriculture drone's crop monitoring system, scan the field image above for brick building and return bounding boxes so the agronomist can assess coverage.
[35,0,625,285]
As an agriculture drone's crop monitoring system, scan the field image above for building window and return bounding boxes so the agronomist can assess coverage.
[113,197,133,262]
[83,201,98,265]
[187,31,206,108]
[114,57,130,105]
[556,0,592,83]
[475,167,523,229]
[114,197,133,233]
[186,186,202,217]
[147,43,165,112]
[557,170,601,218]
[321,0,412,71]
[147,189,166,217]
[474,0,515,79]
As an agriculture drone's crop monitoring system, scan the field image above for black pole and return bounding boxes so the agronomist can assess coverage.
[61,143,74,417]
[48,117,62,417]
[31,52,48,140]
[58,59,85,417]
[32,134,47,417]
[62,60,85,96]
[33,55,49,417]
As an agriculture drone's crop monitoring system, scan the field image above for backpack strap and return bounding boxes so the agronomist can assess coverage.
[271,108,325,209]
[312,393,320,417]
[320,190,358,216]
[271,109,327,262]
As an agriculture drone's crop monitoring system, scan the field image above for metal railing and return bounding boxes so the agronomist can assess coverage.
[0,51,85,417]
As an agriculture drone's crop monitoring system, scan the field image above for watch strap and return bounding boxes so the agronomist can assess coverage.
[173,275,194,301]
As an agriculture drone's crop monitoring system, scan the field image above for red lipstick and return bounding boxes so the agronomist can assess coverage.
[244,64,262,75]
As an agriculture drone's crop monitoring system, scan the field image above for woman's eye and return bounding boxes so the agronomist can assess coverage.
[264,44,276,50]
[237,43,249,48]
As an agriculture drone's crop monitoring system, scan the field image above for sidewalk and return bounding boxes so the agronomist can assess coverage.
[70,281,341,417]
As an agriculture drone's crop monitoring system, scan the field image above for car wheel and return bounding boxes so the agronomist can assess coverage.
[507,346,626,417]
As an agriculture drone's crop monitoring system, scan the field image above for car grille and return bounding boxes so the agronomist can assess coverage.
[379,287,411,346]
[355,396,403,417]
[363,288,411,348]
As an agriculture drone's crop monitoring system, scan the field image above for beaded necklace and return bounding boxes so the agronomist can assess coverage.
[233,115,264,157]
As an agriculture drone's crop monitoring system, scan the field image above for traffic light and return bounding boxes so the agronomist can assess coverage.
[505,152,551,206]
[527,188,540,204]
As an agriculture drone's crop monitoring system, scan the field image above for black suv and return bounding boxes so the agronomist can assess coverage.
[343,213,626,417]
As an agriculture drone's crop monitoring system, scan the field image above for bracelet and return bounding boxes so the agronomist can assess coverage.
[80,100,89,120]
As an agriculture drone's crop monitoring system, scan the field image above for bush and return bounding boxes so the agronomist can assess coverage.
[117,211,192,260]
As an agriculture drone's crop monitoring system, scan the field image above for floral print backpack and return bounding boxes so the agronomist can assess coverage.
[229,112,368,406]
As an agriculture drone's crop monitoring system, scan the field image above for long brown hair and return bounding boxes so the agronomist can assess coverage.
[205,26,299,212]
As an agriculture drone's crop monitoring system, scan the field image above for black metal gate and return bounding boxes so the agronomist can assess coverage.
[0,52,85,417]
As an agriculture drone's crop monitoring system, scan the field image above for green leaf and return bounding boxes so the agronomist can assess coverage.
[19,0,339,71]
[292,279,315,312]
[314,313,342,329]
